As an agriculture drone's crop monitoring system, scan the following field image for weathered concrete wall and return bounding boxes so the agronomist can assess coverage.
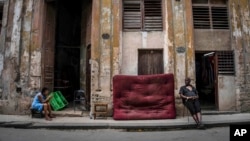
[169,0,196,116]
[0,0,249,115]
[90,0,115,116]
[218,75,236,111]
[229,0,250,112]
[194,30,231,51]
[0,0,44,114]
[121,32,165,75]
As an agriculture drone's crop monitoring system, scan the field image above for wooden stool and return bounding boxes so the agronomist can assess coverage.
[93,103,108,120]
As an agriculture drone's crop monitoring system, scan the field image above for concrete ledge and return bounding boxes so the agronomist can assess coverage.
[1,120,250,130]
[30,123,109,129]
[1,113,250,130]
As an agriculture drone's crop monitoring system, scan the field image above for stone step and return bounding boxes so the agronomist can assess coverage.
[53,110,90,117]
[202,110,240,115]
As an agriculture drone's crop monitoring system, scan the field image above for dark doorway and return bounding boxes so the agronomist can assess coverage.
[138,49,164,75]
[195,52,217,110]
[53,0,82,101]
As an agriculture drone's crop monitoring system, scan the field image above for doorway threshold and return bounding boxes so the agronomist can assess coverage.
[52,104,90,117]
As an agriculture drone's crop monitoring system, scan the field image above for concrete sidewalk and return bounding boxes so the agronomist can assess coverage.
[0,113,250,130]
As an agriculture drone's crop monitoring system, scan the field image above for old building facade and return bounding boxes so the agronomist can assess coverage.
[0,0,249,115]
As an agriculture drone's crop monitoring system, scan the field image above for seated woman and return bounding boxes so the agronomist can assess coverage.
[31,87,55,121]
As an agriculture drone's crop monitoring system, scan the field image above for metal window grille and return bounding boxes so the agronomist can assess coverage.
[217,51,235,75]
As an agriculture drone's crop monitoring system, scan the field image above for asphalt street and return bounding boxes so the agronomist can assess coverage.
[0,127,229,141]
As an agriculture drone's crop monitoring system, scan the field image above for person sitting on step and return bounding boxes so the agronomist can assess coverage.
[31,87,55,121]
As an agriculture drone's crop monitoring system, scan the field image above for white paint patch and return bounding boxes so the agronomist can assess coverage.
[0,54,4,74]
[30,51,41,76]
[142,32,147,48]
[232,4,242,38]
[9,0,23,58]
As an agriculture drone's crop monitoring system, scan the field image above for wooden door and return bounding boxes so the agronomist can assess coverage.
[42,2,56,91]
[138,49,163,75]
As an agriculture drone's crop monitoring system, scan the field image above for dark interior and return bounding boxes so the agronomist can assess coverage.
[195,52,216,109]
[54,0,82,101]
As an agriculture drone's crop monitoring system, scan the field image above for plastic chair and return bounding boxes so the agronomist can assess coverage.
[73,90,86,112]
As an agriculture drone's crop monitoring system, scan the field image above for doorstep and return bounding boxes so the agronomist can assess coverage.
[202,110,240,115]
[52,110,89,117]
[1,113,250,130]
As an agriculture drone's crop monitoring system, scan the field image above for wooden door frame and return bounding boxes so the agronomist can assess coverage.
[41,1,56,90]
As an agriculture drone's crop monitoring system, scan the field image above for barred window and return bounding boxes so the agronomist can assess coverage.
[217,51,235,75]
[192,0,229,29]
[123,0,163,31]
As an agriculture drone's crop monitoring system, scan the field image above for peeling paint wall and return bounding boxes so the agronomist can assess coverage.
[229,0,250,112]
[90,0,114,116]
[0,0,44,114]
[0,0,249,115]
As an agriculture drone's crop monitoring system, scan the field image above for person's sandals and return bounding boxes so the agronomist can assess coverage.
[197,123,205,129]
[45,116,52,121]
[49,114,56,118]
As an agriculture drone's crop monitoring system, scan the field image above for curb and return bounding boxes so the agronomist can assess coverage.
[1,120,250,130]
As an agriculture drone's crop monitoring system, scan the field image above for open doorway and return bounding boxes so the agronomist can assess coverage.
[42,0,92,114]
[53,0,82,101]
[195,52,218,110]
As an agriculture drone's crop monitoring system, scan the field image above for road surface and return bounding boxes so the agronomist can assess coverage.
[0,127,229,141]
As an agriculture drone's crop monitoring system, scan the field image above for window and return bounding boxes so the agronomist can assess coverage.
[192,0,229,29]
[138,49,163,75]
[0,4,3,33]
[217,51,235,75]
[123,0,163,31]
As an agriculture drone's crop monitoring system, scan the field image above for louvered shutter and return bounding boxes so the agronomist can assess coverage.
[144,0,163,31]
[193,6,211,29]
[211,7,229,29]
[123,0,142,31]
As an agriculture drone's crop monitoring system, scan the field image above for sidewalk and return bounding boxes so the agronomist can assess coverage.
[0,113,250,130]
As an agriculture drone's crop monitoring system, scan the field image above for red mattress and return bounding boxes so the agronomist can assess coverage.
[113,74,176,120]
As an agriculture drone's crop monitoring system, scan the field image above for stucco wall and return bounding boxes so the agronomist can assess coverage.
[0,0,44,114]
[121,32,165,75]
[194,30,231,51]
[218,75,236,111]
[229,0,250,112]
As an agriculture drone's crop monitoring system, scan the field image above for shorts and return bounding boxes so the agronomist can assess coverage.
[31,103,44,112]
[184,99,201,115]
